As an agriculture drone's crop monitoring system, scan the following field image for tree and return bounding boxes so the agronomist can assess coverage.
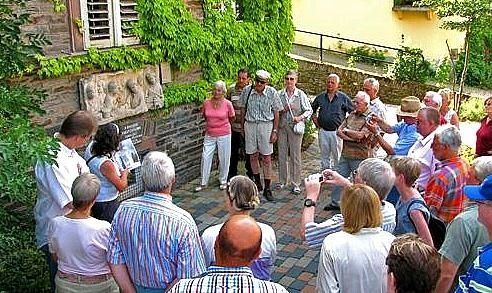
[416,0,492,112]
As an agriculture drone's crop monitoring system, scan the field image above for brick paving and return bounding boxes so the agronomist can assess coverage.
[172,136,339,292]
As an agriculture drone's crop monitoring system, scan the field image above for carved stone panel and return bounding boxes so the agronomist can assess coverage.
[79,66,164,124]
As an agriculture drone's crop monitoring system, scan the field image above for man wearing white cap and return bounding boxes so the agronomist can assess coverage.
[455,175,492,292]
[240,70,283,201]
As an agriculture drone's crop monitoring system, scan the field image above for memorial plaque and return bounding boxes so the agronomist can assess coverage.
[120,121,144,145]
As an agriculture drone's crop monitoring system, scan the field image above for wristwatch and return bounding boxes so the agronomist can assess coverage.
[272,129,278,133]
[304,198,316,207]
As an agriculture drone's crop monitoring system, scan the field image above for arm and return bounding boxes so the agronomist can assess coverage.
[311,98,319,128]
[451,113,460,129]
[434,258,459,293]
[110,264,135,293]
[227,101,235,124]
[409,209,433,246]
[270,111,279,143]
[424,176,446,216]
[100,161,128,192]
[366,121,395,155]
[295,91,313,123]
[317,243,340,293]
[372,115,395,134]
[300,177,322,240]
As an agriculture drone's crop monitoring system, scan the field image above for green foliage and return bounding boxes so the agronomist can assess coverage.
[458,97,485,122]
[391,46,434,82]
[162,81,210,108]
[459,144,475,166]
[433,58,453,85]
[345,45,387,65]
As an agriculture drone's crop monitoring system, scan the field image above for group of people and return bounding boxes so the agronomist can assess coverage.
[32,68,492,292]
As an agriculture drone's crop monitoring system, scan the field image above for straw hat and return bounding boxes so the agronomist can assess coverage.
[397,96,421,118]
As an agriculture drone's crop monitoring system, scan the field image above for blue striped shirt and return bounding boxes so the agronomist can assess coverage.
[107,192,206,289]
[456,242,492,293]
[168,266,289,293]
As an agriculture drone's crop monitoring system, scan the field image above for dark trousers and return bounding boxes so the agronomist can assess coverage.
[41,244,57,293]
[228,130,252,180]
[92,199,120,223]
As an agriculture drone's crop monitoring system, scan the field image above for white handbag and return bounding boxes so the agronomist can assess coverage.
[285,96,305,135]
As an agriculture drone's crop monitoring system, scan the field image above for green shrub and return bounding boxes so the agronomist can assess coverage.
[433,58,453,85]
[346,45,387,65]
[391,46,434,82]
[459,97,485,122]
[459,145,475,166]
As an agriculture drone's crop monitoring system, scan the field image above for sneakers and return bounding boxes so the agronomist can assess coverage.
[263,188,274,201]
[274,183,285,190]
[219,183,228,190]
[292,186,301,195]
[194,185,206,192]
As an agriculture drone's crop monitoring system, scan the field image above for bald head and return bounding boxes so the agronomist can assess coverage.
[215,215,262,266]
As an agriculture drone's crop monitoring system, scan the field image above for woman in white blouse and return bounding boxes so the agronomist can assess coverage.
[48,173,119,292]
[317,184,395,292]
[277,70,313,194]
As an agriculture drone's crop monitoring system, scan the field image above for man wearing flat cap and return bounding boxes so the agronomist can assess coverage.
[239,70,283,201]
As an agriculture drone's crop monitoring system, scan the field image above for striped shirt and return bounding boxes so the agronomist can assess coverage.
[239,85,283,122]
[456,242,492,293]
[168,266,289,293]
[305,201,396,249]
[424,156,468,223]
[106,192,206,289]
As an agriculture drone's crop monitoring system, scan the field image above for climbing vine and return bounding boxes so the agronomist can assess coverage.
[37,0,296,88]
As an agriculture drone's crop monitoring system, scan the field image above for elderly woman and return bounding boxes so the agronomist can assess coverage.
[276,70,313,194]
[195,81,235,192]
[439,88,459,128]
[423,91,446,125]
[85,123,128,222]
[316,184,395,292]
[48,173,119,293]
[201,175,276,280]
[476,96,492,157]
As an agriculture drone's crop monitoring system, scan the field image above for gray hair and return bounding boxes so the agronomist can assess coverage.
[227,175,260,212]
[328,73,340,84]
[364,77,379,92]
[71,173,101,209]
[435,125,462,153]
[214,80,227,94]
[358,158,395,200]
[425,91,443,108]
[142,151,175,192]
[355,91,370,104]
[285,69,298,78]
[472,156,492,182]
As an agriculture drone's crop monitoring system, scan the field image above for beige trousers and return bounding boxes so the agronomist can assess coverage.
[55,274,119,293]
[278,125,303,187]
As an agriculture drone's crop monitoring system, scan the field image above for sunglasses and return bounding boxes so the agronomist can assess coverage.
[284,77,295,81]
[255,79,267,84]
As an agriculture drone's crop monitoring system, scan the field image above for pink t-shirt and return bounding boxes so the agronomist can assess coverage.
[203,99,235,137]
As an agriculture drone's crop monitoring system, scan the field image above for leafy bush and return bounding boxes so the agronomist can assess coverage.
[459,145,476,166]
[433,58,453,85]
[346,45,387,65]
[459,97,485,122]
[391,46,434,82]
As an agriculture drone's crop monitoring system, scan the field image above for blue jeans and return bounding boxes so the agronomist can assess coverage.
[135,285,167,293]
[330,156,364,206]
[40,244,57,293]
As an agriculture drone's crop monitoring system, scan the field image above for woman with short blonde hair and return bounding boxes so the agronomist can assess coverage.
[317,184,395,292]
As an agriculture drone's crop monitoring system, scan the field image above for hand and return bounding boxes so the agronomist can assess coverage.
[312,116,319,128]
[366,120,378,134]
[322,169,351,188]
[293,116,303,123]
[240,129,245,138]
[370,114,382,124]
[121,168,130,177]
[304,177,321,201]
[270,131,278,143]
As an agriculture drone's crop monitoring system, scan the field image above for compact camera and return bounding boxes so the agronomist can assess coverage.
[307,172,333,182]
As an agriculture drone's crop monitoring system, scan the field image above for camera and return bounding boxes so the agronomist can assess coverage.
[307,173,332,182]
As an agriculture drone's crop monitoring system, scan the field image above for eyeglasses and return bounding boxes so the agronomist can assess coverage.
[255,78,267,84]
[284,77,295,81]
[350,169,359,183]
[485,102,492,107]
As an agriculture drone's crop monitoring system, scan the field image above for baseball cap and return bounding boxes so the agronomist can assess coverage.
[464,174,492,201]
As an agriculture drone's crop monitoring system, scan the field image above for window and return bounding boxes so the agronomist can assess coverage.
[80,0,139,49]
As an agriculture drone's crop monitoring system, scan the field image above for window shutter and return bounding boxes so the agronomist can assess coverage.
[118,0,139,45]
[81,0,113,48]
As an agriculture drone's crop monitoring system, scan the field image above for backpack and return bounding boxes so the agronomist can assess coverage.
[407,199,446,249]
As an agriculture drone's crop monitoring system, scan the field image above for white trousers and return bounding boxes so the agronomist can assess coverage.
[200,134,231,185]
[319,129,342,170]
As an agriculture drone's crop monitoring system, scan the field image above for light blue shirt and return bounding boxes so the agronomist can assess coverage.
[87,155,120,202]
[392,122,421,155]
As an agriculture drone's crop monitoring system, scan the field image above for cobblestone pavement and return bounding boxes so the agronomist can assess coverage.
[172,136,338,292]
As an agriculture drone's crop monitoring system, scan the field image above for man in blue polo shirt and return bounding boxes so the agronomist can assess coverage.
[455,175,492,292]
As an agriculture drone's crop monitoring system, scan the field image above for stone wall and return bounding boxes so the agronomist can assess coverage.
[296,57,446,105]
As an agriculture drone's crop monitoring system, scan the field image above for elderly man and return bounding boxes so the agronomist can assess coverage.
[455,175,492,292]
[435,156,492,293]
[311,74,354,171]
[240,70,282,201]
[325,91,375,210]
[301,158,396,249]
[107,152,206,292]
[34,110,97,292]
[227,68,253,180]
[407,107,440,191]
[424,125,468,223]
[363,77,387,121]
[169,215,288,293]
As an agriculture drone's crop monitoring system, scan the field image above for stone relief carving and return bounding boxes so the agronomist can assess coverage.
[79,65,165,124]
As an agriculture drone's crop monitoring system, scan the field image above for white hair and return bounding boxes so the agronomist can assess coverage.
[472,156,492,182]
[364,77,379,92]
[71,173,101,207]
[435,125,462,153]
[142,151,175,192]
[425,91,443,108]
[356,91,370,104]
[358,158,395,200]
[214,80,227,94]
[328,73,340,84]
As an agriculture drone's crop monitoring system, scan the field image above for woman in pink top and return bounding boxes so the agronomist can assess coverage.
[195,81,235,191]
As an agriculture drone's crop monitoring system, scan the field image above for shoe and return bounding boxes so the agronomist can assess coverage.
[263,188,274,201]
[323,203,340,211]
[274,183,285,190]
[219,183,227,190]
[292,186,301,195]
[194,185,206,192]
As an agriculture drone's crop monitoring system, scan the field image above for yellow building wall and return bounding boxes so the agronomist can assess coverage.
[292,0,465,60]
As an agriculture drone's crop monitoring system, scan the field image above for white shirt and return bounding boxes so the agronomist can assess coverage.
[317,228,395,293]
[48,216,111,275]
[201,221,276,280]
[34,139,89,247]
[369,97,387,121]
[407,130,438,190]
[381,200,397,233]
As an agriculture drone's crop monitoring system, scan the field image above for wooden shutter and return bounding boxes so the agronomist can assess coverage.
[116,0,139,46]
[81,0,114,48]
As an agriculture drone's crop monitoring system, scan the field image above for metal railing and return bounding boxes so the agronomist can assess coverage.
[294,29,403,65]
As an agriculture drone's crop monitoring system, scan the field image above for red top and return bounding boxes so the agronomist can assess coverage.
[202,99,235,137]
[476,117,492,156]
